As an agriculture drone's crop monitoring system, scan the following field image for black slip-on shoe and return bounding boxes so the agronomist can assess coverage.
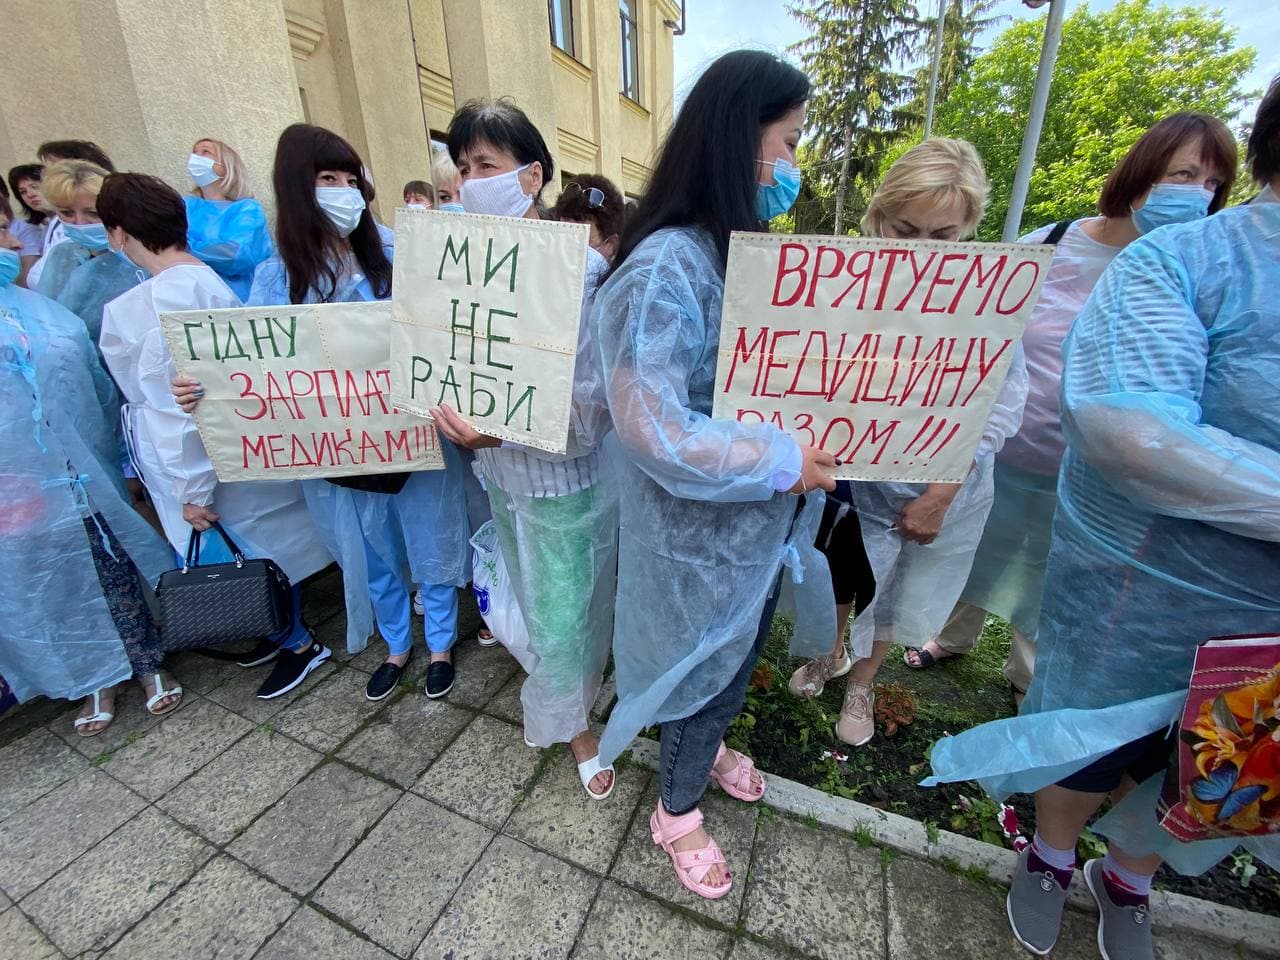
[425,660,455,699]
[366,651,414,701]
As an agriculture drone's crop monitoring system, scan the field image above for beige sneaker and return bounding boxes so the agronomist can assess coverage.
[787,649,852,700]
[836,680,875,747]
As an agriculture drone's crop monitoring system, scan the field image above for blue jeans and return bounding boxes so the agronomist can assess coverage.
[364,538,457,656]
[270,585,311,653]
[659,571,782,816]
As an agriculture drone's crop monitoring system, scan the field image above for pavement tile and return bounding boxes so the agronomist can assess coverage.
[0,727,88,821]
[483,671,525,725]
[505,750,650,873]
[157,728,322,844]
[99,697,252,800]
[315,793,492,956]
[203,655,336,724]
[417,835,598,959]
[0,769,147,900]
[163,649,241,695]
[99,855,297,960]
[227,761,398,895]
[337,695,474,788]
[446,640,520,709]
[255,906,396,960]
[0,908,60,960]
[1147,927,1279,960]
[0,889,9,911]
[413,714,540,829]
[272,668,387,752]
[611,780,758,927]
[743,817,884,960]
[723,939,795,960]
[573,881,732,960]
[20,806,214,956]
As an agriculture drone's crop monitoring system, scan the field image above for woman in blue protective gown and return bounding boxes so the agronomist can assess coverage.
[175,124,468,702]
[591,50,838,900]
[183,138,274,301]
[0,228,181,736]
[926,77,1280,960]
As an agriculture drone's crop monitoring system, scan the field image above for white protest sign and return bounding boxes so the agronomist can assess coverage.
[389,208,589,454]
[712,233,1053,483]
[161,301,446,481]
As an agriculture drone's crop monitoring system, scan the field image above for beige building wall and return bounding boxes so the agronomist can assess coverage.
[1,0,677,223]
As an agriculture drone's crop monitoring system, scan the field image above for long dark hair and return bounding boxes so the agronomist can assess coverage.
[614,50,810,270]
[7,165,47,226]
[272,124,392,304]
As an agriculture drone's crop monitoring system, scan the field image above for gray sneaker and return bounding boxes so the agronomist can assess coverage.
[1084,858,1154,960]
[1006,846,1070,956]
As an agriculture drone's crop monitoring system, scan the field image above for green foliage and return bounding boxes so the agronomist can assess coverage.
[910,0,1010,119]
[1076,828,1109,863]
[934,0,1257,239]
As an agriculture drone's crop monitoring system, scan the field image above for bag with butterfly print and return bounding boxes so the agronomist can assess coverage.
[1158,634,1280,842]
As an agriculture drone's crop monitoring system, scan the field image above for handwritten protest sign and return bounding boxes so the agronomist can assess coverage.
[161,301,445,481]
[389,208,589,454]
[712,233,1053,483]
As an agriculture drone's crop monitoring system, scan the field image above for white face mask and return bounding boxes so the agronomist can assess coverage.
[188,153,220,187]
[315,186,367,237]
[459,164,534,218]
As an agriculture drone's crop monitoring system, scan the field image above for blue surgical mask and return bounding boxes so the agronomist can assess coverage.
[756,157,802,221]
[438,202,466,214]
[108,235,148,281]
[0,249,20,287]
[1133,183,1213,234]
[63,221,110,252]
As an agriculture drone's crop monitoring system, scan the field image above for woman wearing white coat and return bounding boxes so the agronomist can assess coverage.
[97,173,334,700]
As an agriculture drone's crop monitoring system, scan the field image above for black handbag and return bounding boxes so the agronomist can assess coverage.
[157,522,293,652]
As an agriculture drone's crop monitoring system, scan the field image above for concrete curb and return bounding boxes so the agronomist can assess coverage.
[626,738,1279,953]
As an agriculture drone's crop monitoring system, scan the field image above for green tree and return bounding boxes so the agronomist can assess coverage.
[789,0,924,234]
[911,0,1008,120]
[935,0,1256,239]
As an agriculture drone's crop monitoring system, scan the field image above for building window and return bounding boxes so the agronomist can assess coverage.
[619,0,640,103]
[549,0,575,58]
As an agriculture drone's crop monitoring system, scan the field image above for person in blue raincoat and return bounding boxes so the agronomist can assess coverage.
[35,159,139,344]
[0,226,181,737]
[183,138,274,301]
[926,76,1280,960]
[175,124,469,703]
[591,50,838,901]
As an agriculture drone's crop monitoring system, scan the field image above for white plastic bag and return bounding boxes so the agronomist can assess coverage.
[469,521,535,672]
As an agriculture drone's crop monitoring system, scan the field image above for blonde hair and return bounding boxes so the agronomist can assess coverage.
[431,148,461,194]
[191,138,251,200]
[862,138,990,238]
[40,159,109,209]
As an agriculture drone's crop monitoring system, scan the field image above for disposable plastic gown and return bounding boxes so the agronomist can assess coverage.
[846,345,1027,658]
[960,220,1122,638]
[247,248,470,652]
[476,249,619,746]
[0,284,174,702]
[926,198,1280,874]
[99,264,331,582]
[35,243,141,343]
[591,227,835,766]
[184,196,274,302]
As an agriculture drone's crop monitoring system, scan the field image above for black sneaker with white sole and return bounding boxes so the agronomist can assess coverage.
[236,639,281,668]
[255,642,331,699]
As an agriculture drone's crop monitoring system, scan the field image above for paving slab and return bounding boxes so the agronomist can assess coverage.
[743,816,885,960]
[1148,927,1280,960]
[272,668,388,752]
[611,780,758,928]
[445,639,521,709]
[157,727,322,844]
[316,793,492,956]
[203,654,336,724]
[99,855,297,960]
[337,694,473,788]
[0,907,60,960]
[164,649,241,695]
[0,889,9,912]
[228,760,398,895]
[417,835,598,959]
[723,939,795,960]
[572,881,732,960]
[20,806,215,956]
[483,671,525,725]
[255,906,396,960]
[505,749,650,874]
[413,714,541,829]
[0,726,88,821]
[0,768,147,900]
[99,697,252,800]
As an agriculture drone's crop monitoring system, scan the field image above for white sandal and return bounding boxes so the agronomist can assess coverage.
[577,754,616,801]
[144,673,184,716]
[74,689,115,738]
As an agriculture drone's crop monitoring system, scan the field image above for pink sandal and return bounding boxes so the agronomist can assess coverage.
[709,743,766,801]
[650,805,733,900]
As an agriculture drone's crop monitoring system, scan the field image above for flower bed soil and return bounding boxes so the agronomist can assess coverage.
[727,617,1279,916]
